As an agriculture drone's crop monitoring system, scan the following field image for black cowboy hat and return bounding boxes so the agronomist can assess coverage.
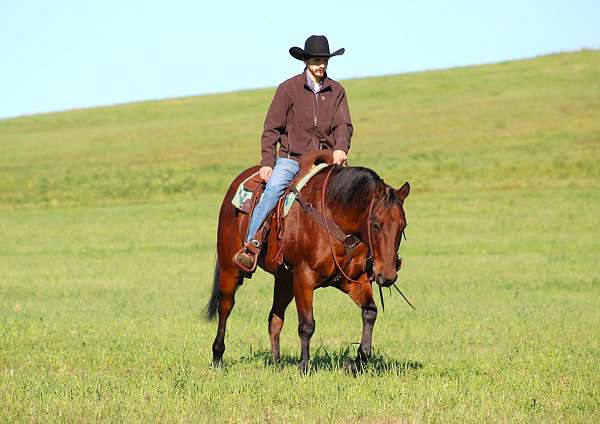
[289,35,345,61]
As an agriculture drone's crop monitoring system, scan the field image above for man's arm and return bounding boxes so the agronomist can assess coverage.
[260,83,289,168]
[332,87,353,154]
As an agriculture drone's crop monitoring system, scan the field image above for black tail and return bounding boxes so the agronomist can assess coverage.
[206,255,220,321]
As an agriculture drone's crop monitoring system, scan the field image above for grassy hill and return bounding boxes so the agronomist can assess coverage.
[1,50,598,208]
[1,50,599,422]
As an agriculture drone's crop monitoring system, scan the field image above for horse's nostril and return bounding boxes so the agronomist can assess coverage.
[396,256,403,271]
[377,275,397,287]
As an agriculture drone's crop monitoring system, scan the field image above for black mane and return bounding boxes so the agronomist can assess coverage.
[325,166,383,210]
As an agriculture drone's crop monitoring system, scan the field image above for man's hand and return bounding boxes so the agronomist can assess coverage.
[333,149,348,166]
[259,166,273,182]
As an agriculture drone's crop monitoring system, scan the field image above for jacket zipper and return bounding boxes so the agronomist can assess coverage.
[313,92,318,128]
[313,91,320,149]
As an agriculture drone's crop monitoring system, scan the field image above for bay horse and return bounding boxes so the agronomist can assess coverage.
[206,152,410,373]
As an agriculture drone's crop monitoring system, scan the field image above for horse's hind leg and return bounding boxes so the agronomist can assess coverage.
[211,263,242,367]
[268,269,294,363]
[343,279,377,372]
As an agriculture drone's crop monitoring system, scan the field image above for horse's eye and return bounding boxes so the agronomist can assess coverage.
[372,222,382,232]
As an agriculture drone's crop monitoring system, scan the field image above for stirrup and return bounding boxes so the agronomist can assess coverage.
[233,239,261,273]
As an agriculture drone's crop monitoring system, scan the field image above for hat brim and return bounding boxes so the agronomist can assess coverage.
[289,47,345,61]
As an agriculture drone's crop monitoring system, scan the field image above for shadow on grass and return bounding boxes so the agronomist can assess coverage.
[235,345,423,376]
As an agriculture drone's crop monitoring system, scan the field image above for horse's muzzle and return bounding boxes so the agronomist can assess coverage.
[367,255,403,287]
[375,273,397,287]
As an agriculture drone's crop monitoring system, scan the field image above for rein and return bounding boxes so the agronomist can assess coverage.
[364,186,381,280]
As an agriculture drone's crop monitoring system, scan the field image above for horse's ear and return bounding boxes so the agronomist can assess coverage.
[396,182,410,202]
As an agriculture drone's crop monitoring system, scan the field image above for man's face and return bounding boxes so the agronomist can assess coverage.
[305,56,329,80]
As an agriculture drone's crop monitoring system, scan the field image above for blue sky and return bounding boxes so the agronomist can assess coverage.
[1,0,598,119]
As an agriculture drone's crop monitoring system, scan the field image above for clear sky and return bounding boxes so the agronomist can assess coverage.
[1,0,598,119]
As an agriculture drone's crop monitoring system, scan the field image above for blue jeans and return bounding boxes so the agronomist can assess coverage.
[245,158,299,243]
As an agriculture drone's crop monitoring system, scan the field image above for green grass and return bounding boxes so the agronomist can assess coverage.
[1,50,599,422]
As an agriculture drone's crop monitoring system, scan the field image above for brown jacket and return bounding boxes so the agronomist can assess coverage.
[260,71,353,168]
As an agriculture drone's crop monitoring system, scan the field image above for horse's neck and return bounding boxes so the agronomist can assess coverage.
[301,169,370,235]
[319,195,365,236]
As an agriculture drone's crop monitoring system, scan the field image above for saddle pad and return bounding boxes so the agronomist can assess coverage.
[230,163,330,215]
[231,171,259,210]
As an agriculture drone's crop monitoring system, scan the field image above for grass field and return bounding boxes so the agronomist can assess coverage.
[1,50,599,422]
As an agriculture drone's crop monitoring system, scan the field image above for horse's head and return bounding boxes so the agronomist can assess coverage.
[325,167,411,287]
[364,181,410,287]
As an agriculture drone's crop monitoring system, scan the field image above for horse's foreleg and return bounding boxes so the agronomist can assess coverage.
[212,266,241,367]
[268,270,294,363]
[293,270,315,374]
[346,280,377,371]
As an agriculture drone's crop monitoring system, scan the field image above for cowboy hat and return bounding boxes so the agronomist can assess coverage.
[289,35,345,61]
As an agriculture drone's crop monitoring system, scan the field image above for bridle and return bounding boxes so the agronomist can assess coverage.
[364,185,386,281]
[321,167,414,310]
[364,187,407,282]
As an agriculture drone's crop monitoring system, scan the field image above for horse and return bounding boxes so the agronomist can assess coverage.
[206,152,410,373]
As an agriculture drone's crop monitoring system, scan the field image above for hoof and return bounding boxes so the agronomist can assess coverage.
[212,357,223,368]
[345,359,364,376]
[298,361,310,375]
[265,355,281,368]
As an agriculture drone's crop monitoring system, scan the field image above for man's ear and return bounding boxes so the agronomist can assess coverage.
[396,182,410,202]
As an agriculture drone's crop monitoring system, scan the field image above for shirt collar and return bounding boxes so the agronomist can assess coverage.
[305,69,322,94]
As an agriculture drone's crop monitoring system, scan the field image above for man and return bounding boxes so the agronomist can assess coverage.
[235,35,353,270]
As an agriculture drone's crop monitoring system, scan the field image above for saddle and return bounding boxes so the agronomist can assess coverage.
[233,151,335,273]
